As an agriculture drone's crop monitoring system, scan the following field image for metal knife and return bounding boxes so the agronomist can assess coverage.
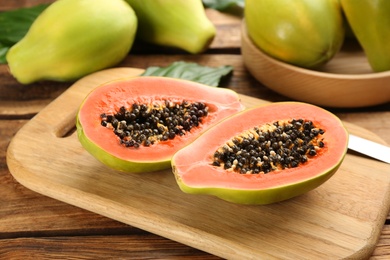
[348,134,390,164]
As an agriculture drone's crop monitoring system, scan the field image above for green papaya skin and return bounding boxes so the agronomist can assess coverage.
[245,0,345,69]
[341,0,390,72]
[124,0,216,54]
[6,0,137,84]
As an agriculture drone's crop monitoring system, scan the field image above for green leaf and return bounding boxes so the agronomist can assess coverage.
[203,0,244,10]
[0,43,10,64]
[0,4,49,45]
[0,4,50,64]
[202,0,244,16]
[141,61,233,87]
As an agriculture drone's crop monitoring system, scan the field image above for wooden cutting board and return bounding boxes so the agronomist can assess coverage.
[7,68,390,259]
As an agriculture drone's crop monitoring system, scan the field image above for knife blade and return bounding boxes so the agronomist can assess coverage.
[348,134,390,164]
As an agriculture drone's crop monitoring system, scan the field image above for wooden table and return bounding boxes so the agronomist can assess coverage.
[1,1,390,259]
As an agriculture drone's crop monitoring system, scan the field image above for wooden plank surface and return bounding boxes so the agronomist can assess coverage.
[7,67,390,259]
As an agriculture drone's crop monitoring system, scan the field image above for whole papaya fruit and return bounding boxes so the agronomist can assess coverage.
[6,0,137,84]
[341,0,390,72]
[124,0,216,54]
[245,0,345,69]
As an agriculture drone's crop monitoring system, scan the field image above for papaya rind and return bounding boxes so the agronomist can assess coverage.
[173,160,344,205]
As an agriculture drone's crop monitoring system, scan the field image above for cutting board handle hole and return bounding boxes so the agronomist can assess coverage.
[59,126,76,138]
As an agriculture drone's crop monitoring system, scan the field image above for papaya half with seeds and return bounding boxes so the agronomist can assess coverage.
[171,102,348,205]
[76,76,244,173]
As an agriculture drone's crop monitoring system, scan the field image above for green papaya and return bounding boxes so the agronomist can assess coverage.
[124,0,216,54]
[6,0,137,84]
[245,0,345,69]
[341,0,390,72]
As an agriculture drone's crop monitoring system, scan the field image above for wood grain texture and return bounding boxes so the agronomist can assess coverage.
[6,68,390,259]
[0,235,220,259]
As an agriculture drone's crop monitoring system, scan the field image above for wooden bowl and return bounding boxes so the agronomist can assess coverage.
[241,22,390,108]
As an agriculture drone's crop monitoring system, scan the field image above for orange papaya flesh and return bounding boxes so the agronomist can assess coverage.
[172,102,348,205]
[76,76,244,172]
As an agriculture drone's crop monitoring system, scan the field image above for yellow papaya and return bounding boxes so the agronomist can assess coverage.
[245,0,345,69]
[6,0,137,84]
[124,0,216,54]
[341,0,390,72]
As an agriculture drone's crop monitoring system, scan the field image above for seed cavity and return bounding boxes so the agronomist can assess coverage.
[100,100,208,148]
[212,119,325,174]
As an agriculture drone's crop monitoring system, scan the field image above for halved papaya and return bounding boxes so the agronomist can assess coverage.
[171,102,349,205]
[76,76,243,172]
